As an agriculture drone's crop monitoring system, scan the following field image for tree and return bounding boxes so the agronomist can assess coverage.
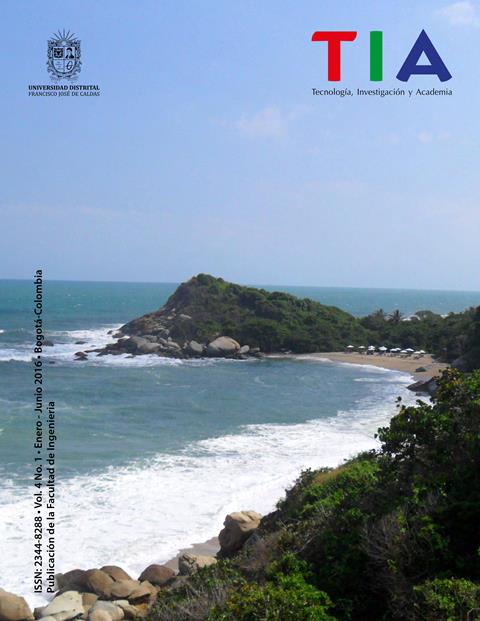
[388,310,403,324]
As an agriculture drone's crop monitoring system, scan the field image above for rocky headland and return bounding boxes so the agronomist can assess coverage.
[75,274,368,361]
[71,275,480,371]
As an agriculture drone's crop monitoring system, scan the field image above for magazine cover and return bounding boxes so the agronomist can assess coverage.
[1,2,479,619]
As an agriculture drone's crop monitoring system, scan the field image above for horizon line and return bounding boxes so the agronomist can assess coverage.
[1,276,480,295]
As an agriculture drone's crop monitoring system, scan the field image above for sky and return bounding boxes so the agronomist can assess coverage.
[0,0,479,289]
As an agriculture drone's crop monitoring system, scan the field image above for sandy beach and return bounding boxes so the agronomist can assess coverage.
[297,352,447,380]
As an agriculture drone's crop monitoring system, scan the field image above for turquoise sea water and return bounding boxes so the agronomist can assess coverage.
[1,280,479,603]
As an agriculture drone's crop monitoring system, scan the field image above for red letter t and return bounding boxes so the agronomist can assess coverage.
[311,31,357,81]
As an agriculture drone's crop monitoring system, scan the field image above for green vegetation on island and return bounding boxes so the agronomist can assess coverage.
[119,273,370,354]
[115,274,480,369]
[149,369,480,620]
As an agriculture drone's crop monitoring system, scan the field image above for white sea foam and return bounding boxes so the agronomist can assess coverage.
[0,377,416,607]
[0,348,32,362]
[0,326,122,363]
[0,326,227,367]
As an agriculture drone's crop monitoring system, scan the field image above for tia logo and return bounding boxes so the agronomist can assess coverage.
[311,30,452,82]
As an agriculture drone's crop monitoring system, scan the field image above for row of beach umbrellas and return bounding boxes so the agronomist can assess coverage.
[346,345,426,355]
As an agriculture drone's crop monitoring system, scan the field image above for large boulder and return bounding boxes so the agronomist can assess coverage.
[178,554,217,576]
[121,336,161,355]
[99,567,132,583]
[87,612,110,621]
[83,570,114,599]
[55,570,86,592]
[218,511,262,558]
[186,341,204,356]
[0,591,34,621]
[407,377,438,396]
[109,581,139,600]
[41,592,83,621]
[128,337,161,355]
[89,603,123,621]
[111,603,140,621]
[137,565,174,587]
[206,337,240,357]
[81,595,98,615]
[127,582,156,604]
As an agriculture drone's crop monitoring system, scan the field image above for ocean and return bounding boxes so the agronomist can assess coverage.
[1,279,480,605]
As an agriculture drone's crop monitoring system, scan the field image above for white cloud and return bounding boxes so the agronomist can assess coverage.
[437,1,480,26]
[417,131,454,144]
[418,131,434,144]
[226,105,308,139]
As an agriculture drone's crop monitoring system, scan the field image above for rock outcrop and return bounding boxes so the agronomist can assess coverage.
[206,337,240,357]
[41,591,83,621]
[178,554,217,576]
[0,591,34,621]
[1,506,265,621]
[93,333,257,361]
[217,511,262,558]
[84,273,368,361]
[137,566,174,587]
[407,377,438,396]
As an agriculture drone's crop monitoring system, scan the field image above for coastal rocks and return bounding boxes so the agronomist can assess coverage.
[407,377,438,396]
[0,591,34,621]
[127,583,156,604]
[99,335,185,359]
[95,329,257,361]
[218,511,262,558]
[206,337,240,357]
[112,603,141,620]
[108,582,138,600]
[87,611,110,621]
[125,337,160,355]
[41,592,83,621]
[74,352,88,361]
[137,565,174,587]
[178,554,217,576]
[88,602,123,621]
[83,570,114,599]
[99,568,131,583]
[81,595,98,611]
[186,340,204,356]
[56,570,86,592]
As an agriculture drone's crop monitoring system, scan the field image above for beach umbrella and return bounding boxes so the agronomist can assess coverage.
[419,350,426,354]
[358,345,366,350]
[406,348,415,353]
[400,350,408,354]
[347,345,355,349]
[379,346,387,352]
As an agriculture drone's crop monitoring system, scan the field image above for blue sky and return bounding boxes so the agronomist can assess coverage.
[0,0,479,289]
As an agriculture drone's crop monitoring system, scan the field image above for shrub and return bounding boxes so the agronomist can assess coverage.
[208,574,337,621]
[413,578,480,621]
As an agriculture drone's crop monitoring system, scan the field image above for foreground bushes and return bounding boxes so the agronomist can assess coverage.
[149,369,480,620]
[413,578,480,621]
